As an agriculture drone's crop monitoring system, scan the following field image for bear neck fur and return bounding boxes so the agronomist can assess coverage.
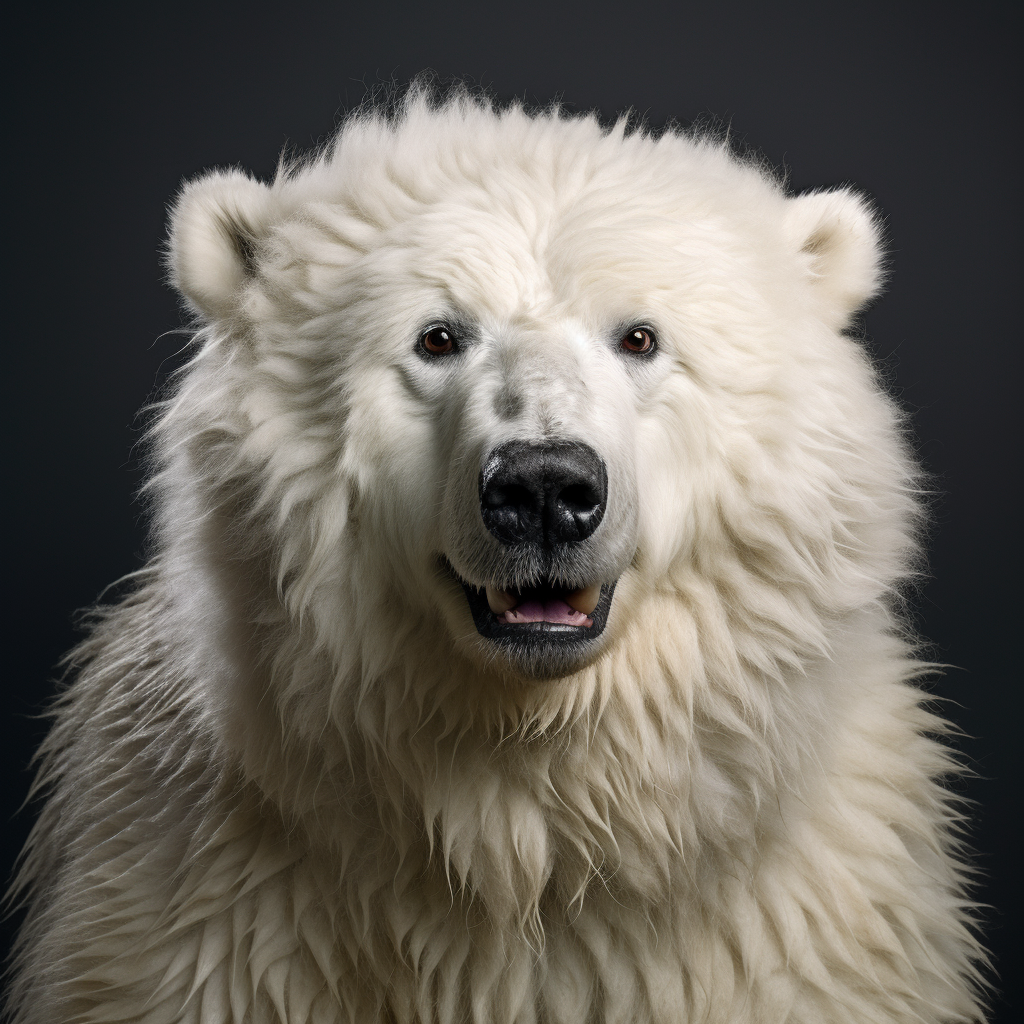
[12,562,984,1022]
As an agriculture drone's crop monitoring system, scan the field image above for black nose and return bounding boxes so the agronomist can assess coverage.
[480,440,607,547]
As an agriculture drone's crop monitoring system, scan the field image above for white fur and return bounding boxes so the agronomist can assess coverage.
[7,89,987,1023]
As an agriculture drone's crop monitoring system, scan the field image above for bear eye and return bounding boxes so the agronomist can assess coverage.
[420,325,457,356]
[620,326,656,355]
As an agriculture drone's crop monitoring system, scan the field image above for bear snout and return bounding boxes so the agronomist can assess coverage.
[479,439,607,549]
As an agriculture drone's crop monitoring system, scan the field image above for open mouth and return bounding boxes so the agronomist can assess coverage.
[484,581,601,627]
[442,559,617,671]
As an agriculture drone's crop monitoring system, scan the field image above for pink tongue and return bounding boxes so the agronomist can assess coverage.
[502,598,592,627]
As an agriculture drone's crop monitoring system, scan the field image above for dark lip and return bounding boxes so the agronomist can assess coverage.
[440,558,617,665]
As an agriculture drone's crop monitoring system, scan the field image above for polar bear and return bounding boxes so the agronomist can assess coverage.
[7,89,986,1023]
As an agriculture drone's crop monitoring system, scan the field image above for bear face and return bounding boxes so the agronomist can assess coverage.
[164,94,900,696]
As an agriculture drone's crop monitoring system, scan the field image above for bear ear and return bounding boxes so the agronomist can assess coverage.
[167,169,275,321]
[785,188,884,328]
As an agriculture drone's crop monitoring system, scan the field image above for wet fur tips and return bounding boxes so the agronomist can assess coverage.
[7,88,987,1022]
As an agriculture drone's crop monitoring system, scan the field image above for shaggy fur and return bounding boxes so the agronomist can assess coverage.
[7,88,986,1023]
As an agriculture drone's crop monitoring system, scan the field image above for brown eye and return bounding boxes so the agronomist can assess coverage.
[421,326,456,355]
[620,327,656,354]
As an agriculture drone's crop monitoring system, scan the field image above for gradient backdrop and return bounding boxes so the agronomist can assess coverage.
[6,2,1019,1017]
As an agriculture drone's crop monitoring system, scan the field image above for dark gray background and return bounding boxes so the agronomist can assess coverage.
[5,1,1019,1016]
